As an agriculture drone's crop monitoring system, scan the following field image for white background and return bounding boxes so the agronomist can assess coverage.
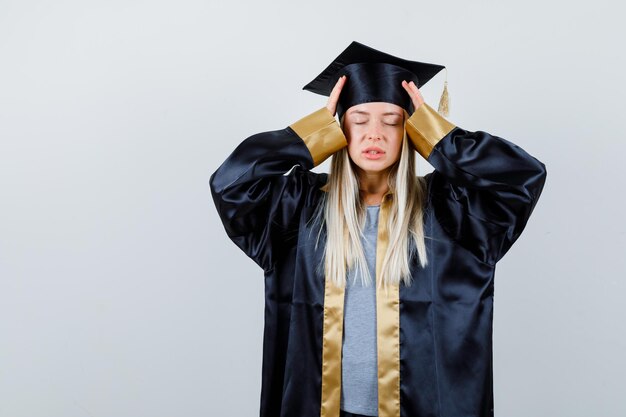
[1,0,624,416]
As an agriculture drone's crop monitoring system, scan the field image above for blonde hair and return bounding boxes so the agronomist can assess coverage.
[309,110,429,289]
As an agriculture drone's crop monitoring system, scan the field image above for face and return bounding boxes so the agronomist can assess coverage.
[342,102,405,177]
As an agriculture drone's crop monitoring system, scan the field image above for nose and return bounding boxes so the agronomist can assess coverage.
[368,129,382,141]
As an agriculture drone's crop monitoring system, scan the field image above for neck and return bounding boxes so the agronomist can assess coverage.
[357,168,390,206]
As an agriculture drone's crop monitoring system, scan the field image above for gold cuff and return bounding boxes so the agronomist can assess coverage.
[289,107,347,167]
[405,103,456,159]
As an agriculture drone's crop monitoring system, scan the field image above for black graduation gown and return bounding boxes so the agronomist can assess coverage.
[209,103,547,417]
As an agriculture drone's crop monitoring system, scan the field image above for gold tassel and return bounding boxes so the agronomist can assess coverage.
[437,68,449,117]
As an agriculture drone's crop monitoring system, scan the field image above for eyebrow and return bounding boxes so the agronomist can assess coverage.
[349,110,403,117]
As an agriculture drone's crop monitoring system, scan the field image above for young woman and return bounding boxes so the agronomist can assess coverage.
[209,42,547,417]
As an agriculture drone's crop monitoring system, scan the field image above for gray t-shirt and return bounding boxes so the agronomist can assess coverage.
[340,204,379,417]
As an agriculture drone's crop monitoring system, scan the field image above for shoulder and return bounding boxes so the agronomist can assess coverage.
[417,172,434,196]
[286,168,328,208]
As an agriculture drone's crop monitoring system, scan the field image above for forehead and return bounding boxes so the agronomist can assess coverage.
[347,102,404,117]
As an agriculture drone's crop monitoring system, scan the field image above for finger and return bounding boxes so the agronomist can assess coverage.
[408,81,424,99]
[401,80,412,94]
[402,80,424,111]
[409,81,424,100]
[329,75,346,103]
[401,80,418,101]
[327,75,346,114]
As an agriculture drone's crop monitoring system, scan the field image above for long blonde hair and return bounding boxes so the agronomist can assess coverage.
[309,110,429,289]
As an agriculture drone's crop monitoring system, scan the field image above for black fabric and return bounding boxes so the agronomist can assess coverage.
[334,62,419,121]
[209,114,547,417]
[302,41,445,120]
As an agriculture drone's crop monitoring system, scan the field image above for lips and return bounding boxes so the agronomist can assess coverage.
[362,146,385,154]
[362,146,386,160]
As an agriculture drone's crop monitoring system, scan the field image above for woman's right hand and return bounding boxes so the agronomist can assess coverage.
[326,75,347,117]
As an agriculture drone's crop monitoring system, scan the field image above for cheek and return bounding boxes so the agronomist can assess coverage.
[397,135,405,151]
[347,140,361,160]
[390,131,404,155]
[344,125,358,142]
[345,129,360,154]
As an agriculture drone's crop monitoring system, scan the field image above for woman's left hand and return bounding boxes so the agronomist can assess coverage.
[401,80,425,111]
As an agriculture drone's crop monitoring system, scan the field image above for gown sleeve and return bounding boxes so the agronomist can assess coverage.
[209,107,347,271]
[405,103,547,265]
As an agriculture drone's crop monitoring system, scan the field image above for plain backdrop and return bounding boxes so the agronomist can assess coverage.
[1,0,624,416]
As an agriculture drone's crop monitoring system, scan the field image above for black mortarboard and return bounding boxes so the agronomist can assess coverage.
[302,41,449,121]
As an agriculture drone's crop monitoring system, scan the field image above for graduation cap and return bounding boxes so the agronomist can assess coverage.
[302,41,449,121]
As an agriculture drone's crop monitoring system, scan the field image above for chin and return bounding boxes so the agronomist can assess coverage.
[357,162,393,174]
